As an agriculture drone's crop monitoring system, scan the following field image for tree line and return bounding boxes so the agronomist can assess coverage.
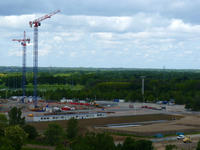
[0,69,200,110]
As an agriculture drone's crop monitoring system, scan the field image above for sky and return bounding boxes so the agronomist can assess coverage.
[1,0,200,69]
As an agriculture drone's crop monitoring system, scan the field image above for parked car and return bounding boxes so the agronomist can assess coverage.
[141,105,148,108]
[161,106,166,109]
[156,101,162,104]
[177,135,185,140]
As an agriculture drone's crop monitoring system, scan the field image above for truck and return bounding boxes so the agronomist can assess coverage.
[183,136,192,143]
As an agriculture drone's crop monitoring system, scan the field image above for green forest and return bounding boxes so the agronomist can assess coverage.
[0,67,200,110]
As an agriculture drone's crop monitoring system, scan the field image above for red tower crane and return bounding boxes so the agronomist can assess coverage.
[12,31,30,102]
[29,10,60,107]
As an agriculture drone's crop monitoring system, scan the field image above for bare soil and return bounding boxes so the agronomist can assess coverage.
[23,144,55,150]
[28,114,179,133]
[100,115,200,136]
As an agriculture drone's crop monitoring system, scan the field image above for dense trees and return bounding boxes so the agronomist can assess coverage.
[118,137,153,150]
[71,133,153,150]
[5,125,27,150]
[44,123,64,145]
[71,133,116,150]
[4,125,27,150]
[0,114,8,136]
[44,118,79,145]
[0,137,14,150]
[0,108,39,150]
[22,124,38,140]
[1,68,200,110]
[197,140,200,150]
[66,118,78,139]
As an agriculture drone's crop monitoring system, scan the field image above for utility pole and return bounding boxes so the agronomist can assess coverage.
[12,31,30,102]
[29,10,60,107]
[141,76,145,102]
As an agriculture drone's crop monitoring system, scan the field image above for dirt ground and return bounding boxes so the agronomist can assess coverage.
[29,113,200,149]
[28,114,179,133]
[102,115,200,149]
[101,115,200,136]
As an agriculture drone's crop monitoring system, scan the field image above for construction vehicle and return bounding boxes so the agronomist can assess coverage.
[183,136,192,143]
[28,114,34,117]
[30,107,44,112]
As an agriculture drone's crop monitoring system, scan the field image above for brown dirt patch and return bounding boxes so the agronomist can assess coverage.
[24,144,55,150]
[28,114,179,133]
[101,115,200,136]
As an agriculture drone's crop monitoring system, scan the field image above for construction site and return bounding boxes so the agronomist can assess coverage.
[0,9,200,150]
[2,97,200,149]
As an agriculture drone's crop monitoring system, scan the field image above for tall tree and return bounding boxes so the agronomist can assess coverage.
[72,132,115,150]
[0,114,8,136]
[44,123,64,145]
[122,137,153,150]
[8,107,25,126]
[0,137,14,150]
[122,137,135,150]
[66,118,78,139]
[4,125,27,150]
[197,141,200,150]
[135,139,153,150]
[22,124,38,140]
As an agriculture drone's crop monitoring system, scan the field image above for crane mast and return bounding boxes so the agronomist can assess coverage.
[29,10,60,107]
[12,31,30,102]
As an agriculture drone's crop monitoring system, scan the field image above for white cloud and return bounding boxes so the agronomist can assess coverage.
[69,52,77,57]
[53,36,62,43]
[91,32,113,40]
[170,1,186,9]
[0,14,38,30]
[8,49,22,57]
[1,11,200,69]
[39,44,52,56]
[184,50,193,54]
[168,19,200,33]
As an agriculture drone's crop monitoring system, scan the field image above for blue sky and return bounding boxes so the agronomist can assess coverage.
[1,0,200,69]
